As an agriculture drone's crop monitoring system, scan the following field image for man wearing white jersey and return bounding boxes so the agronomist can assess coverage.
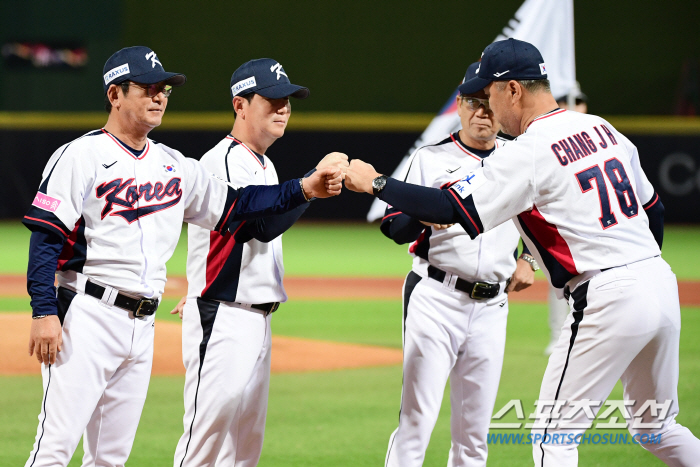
[346,38,700,466]
[380,61,534,467]
[172,59,348,467]
[22,46,342,467]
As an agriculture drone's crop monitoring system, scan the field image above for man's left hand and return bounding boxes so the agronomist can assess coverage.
[506,258,535,293]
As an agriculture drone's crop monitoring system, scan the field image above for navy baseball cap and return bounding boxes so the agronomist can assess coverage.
[230,58,309,100]
[102,46,186,94]
[458,62,482,95]
[458,38,547,95]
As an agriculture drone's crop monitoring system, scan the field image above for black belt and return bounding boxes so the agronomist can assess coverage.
[250,302,280,314]
[84,281,159,317]
[427,265,500,300]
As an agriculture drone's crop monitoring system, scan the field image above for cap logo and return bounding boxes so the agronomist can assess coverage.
[270,63,287,81]
[476,63,481,75]
[493,70,510,78]
[145,51,161,69]
[103,63,130,85]
[231,76,257,97]
[539,63,547,75]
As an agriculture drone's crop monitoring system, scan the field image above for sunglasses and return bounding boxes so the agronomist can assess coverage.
[129,82,173,98]
[460,95,490,111]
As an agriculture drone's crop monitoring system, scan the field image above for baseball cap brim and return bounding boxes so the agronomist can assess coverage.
[457,76,492,95]
[130,70,187,87]
[255,83,309,99]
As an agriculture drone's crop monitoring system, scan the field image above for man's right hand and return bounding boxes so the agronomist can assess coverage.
[302,167,343,199]
[316,152,349,179]
[170,296,186,320]
[28,315,63,365]
[420,221,455,231]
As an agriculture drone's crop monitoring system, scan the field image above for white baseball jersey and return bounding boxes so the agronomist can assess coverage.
[447,109,661,292]
[186,135,287,304]
[398,133,519,283]
[23,129,235,300]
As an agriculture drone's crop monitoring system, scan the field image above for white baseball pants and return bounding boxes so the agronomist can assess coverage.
[533,256,700,466]
[385,271,508,467]
[174,298,271,467]
[25,290,155,467]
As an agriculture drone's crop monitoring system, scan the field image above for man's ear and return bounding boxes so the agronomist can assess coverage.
[107,84,121,110]
[232,96,245,119]
[509,80,523,104]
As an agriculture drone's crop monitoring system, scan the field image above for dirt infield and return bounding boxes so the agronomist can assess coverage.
[0,313,403,376]
[2,274,699,305]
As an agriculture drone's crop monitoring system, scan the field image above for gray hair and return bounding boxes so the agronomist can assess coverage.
[495,79,551,94]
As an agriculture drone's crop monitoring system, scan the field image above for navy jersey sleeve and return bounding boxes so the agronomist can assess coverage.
[27,229,66,317]
[377,177,472,233]
[643,192,664,248]
[380,205,427,245]
[234,203,310,243]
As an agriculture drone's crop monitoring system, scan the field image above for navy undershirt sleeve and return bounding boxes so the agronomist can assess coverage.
[377,178,458,225]
[27,229,65,317]
[381,213,426,245]
[239,203,310,243]
[644,193,664,248]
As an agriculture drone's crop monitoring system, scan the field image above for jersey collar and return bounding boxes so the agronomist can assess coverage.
[525,108,566,131]
[225,134,266,169]
[101,129,149,160]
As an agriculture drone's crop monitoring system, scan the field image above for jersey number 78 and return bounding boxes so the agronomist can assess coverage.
[575,157,639,230]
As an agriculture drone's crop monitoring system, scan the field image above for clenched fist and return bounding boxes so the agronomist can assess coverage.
[345,159,381,194]
[302,166,343,198]
[316,152,349,179]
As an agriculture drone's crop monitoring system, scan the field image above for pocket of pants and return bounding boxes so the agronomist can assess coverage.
[594,276,637,291]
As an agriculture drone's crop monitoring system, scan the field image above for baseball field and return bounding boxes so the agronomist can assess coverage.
[1,221,698,466]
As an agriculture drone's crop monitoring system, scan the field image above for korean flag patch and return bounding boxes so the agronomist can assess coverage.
[449,167,486,199]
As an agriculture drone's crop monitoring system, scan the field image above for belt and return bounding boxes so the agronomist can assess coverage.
[84,281,159,317]
[426,265,500,300]
[250,302,280,315]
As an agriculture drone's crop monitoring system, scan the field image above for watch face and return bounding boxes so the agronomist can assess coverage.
[372,176,387,194]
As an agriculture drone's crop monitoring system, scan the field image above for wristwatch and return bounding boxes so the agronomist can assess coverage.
[372,175,388,196]
[519,253,540,271]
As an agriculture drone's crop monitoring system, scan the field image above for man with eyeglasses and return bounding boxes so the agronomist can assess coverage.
[380,61,534,467]
[21,46,342,467]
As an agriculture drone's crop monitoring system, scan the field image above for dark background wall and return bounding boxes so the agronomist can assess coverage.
[1,0,699,115]
[3,129,699,222]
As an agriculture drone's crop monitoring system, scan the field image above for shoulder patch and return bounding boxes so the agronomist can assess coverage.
[449,167,487,199]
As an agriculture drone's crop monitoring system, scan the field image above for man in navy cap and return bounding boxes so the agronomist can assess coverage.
[346,38,699,466]
[379,61,534,467]
[22,47,342,467]
[172,59,348,467]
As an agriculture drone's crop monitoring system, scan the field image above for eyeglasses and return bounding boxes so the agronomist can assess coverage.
[129,82,173,98]
[460,95,490,111]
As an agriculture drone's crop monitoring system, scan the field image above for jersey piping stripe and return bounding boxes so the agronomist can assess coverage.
[23,216,70,237]
[28,365,52,466]
[382,211,403,222]
[449,133,482,162]
[179,298,220,467]
[100,129,150,160]
[218,198,238,234]
[539,281,588,466]
[519,207,578,275]
[226,136,266,169]
[527,108,566,130]
[201,221,246,297]
[385,271,423,467]
[447,190,481,235]
[643,192,659,210]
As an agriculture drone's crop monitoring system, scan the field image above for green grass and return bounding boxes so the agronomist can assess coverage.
[2,221,698,279]
[3,304,699,466]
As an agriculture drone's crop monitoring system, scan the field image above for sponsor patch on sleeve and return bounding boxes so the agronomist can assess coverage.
[449,167,486,199]
[32,192,61,212]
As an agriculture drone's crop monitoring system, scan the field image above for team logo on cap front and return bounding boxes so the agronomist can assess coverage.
[104,63,130,85]
[231,76,257,96]
[270,63,287,80]
[145,51,162,68]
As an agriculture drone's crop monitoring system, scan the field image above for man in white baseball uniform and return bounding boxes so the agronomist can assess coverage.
[172,59,348,467]
[345,38,700,466]
[379,61,534,466]
[22,46,342,467]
